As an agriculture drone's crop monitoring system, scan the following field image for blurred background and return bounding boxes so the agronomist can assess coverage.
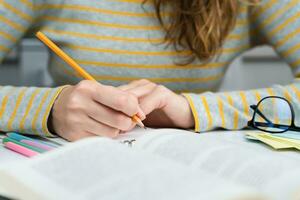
[0,37,293,91]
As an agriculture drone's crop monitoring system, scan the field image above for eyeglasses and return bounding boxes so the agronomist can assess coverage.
[247,96,300,133]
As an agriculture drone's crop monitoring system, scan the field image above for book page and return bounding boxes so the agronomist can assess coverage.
[264,170,300,200]
[0,137,263,200]
[131,129,300,199]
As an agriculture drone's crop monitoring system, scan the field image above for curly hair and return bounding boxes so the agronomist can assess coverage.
[150,0,258,64]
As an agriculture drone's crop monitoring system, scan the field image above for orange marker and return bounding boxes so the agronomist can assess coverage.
[36,31,145,129]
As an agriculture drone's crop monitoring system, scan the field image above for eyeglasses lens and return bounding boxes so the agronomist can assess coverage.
[254,98,292,132]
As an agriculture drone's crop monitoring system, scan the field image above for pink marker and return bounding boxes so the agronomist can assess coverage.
[21,140,54,151]
[4,142,39,157]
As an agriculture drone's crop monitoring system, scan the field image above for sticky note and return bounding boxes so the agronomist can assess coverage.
[275,131,300,140]
[246,132,300,150]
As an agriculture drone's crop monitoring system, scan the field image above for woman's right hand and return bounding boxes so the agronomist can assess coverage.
[48,80,145,141]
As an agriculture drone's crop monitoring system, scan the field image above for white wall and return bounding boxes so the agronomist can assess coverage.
[220,46,293,91]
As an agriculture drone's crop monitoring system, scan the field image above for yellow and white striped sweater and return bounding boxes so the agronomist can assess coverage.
[0,0,300,136]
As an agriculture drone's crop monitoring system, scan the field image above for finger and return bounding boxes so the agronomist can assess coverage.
[87,101,135,131]
[118,84,136,91]
[92,84,142,117]
[125,82,157,98]
[137,107,146,120]
[123,123,137,132]
[67,131,95,142]
[139,86,169,115]
[85,117,120,138]
[118,79,151,91]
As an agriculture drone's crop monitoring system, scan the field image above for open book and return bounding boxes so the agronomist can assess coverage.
[0,128,300,200]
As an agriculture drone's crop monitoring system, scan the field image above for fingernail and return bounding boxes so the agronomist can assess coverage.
[137,108,146,120]
[138,112,146,120]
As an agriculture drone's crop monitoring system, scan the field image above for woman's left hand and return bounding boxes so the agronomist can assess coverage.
[119,79,195,130]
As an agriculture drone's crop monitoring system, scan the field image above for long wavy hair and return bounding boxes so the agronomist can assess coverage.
[149,0,257,64]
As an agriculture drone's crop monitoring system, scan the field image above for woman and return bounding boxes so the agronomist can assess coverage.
[0,0,299,141]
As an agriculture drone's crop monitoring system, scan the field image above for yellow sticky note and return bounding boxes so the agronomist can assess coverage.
[263,134,300,150]
[246,132,296,150]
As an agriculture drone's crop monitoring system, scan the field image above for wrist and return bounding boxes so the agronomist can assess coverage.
[180,95,195,129]
[47,85,72,135]
[47,110,56,135]
[180,94,196,129]
[167,94,195,129]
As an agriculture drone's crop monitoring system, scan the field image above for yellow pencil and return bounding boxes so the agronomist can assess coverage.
[36,31,145,129]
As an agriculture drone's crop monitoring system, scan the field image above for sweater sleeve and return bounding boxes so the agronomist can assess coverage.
[0,0,65,136]
[182,0,300,132]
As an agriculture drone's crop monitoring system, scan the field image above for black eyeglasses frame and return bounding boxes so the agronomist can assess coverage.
[247,96,300,133]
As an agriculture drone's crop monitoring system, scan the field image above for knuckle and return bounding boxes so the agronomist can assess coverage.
[68,94,78,104]
[138,79,151,85]
[156,84,167,92]
[75,80,94,93]
[148,82,157,88]
[156,85,172,99]
[155,85,171,96]
[130,79,139,85]
[76,80,89,89]
[67,95,82,111]
[114,94,129,109]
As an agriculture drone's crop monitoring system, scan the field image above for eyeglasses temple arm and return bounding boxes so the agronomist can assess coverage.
[288,126,300,132]
[253,121,289,130]
[250,105,273,125]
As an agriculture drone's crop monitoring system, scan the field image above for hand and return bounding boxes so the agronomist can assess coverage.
[119,79,195,129]
[49,80,145,141]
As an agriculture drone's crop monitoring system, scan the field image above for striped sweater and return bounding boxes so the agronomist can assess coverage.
[0,0,300,136]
